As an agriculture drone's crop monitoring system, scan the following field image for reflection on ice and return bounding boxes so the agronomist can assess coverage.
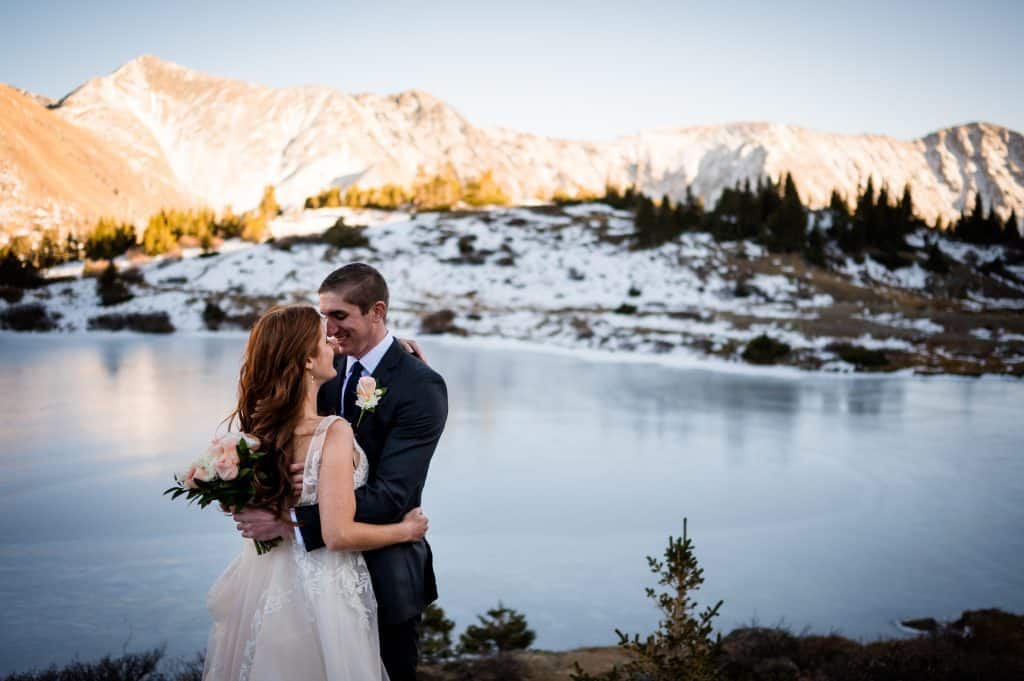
[0,332,1022,675]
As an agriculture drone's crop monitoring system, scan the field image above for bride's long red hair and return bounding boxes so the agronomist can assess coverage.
[228,304,323,518]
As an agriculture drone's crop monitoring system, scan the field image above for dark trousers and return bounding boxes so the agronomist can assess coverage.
[379,614,421,681]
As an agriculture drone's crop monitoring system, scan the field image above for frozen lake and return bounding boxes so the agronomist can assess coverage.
[0,332,1022,674]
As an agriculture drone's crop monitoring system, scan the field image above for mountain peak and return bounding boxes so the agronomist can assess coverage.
[7,58,1021,236]
[118,54,189,76]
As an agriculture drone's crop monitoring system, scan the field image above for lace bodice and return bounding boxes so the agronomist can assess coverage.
[298,415,368,506]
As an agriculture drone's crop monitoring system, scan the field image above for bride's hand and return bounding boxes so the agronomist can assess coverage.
[397,338,429,365]
[326,335,343,356]
[401,507,429,542]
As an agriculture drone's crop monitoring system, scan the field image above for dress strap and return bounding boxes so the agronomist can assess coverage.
[300,415,343,503]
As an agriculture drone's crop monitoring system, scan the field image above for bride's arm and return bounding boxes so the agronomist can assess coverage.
[318,419,428,551]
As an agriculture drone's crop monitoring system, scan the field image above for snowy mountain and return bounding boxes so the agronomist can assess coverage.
[3,55,1022,236]
[0,83,190,235]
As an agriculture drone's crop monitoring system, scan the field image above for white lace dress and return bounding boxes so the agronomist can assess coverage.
[203,416,387,681]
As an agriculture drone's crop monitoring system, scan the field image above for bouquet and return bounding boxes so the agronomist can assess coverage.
[164,432,282,555]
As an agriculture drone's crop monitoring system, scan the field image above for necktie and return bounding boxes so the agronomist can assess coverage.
[342,361,364,422]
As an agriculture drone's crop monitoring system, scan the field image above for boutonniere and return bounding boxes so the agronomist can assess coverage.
[354,376,388,428]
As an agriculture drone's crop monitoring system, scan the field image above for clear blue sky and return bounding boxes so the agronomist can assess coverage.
[1,0,1020,141]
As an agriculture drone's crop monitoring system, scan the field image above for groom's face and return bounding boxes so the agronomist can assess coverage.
[319,289,384,358]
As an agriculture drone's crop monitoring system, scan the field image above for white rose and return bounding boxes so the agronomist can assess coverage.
[194,464,216,482]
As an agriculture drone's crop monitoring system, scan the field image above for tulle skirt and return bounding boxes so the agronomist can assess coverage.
[203,536,388,681]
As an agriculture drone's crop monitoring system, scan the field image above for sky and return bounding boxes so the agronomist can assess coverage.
[1,0,1021,141]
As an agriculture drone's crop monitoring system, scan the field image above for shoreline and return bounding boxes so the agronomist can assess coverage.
[4,327,1021,384]
[4,607,1021,680]
[4,204,1024,380]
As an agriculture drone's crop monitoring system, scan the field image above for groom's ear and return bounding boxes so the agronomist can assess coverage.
[370,300,388,323]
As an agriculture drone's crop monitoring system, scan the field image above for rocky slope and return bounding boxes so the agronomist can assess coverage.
[0,84,189,234]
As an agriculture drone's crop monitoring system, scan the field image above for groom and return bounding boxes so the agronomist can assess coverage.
[234,262,448,681]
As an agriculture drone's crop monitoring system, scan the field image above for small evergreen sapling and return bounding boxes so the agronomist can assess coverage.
[572,518,724,681]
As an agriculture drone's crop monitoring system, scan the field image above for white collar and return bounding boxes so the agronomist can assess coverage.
[346,330,394,376]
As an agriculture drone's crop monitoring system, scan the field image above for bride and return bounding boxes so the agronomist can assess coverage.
[203,304,426,681]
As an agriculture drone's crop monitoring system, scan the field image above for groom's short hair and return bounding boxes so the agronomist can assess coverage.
[319,263,389,315]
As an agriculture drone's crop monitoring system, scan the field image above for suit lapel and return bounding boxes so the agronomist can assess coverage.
[352,339,404,437]
[371,338,405,389]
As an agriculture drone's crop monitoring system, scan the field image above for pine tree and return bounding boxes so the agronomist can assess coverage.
[765,173,806,253]
[86,218,137,261]
[855,178,875,226]
[604,184,625,209]
[871,184,892,249]
[673,201,688,234]
[804,225,827,268]
[828,189,850,242]
[321,187,341,208]
[923,238,951,274]
[241,213,268,243]
[622,185,637,209]
[655,194,679,243]
[1004,210,1020,244]
[142,211,177,255]
[96,262,133,307]
[736,179,758,239]
[841,180,873,254]
[464,170,510,206]
[34,229,75,268]
[420,603,456,664]
[899,184,915,224]
[709,185,739,241]
[259,185,281,219]
[0,249,44,288]
[681,185,705,231]
[413,164,463,210]
[65,232,83,262]
[963,193,986,243]
[892,183,917,249]
[456,603,535,655]
[633,194,659,249]
[216,205,244,239]
[571,518,723,681]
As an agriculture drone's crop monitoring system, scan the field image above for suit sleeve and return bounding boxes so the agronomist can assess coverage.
[354,375,448,524]
[296,374,447,552]
[295,504,325,551]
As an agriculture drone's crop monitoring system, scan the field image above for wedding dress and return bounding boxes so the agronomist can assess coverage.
[203,415,387,681]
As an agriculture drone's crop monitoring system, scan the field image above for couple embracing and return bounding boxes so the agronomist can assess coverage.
[202,263,448,681]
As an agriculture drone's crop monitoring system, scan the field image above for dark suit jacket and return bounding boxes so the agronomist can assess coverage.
[294,338,447,625]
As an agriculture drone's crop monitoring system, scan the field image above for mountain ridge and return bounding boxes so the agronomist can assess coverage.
[2,55,1021,236]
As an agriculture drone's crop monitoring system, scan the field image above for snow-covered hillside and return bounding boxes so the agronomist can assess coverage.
[38,56,1023,231]
[9,204,1024,376]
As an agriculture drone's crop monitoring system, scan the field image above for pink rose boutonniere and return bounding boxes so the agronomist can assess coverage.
[354,376,387,428]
